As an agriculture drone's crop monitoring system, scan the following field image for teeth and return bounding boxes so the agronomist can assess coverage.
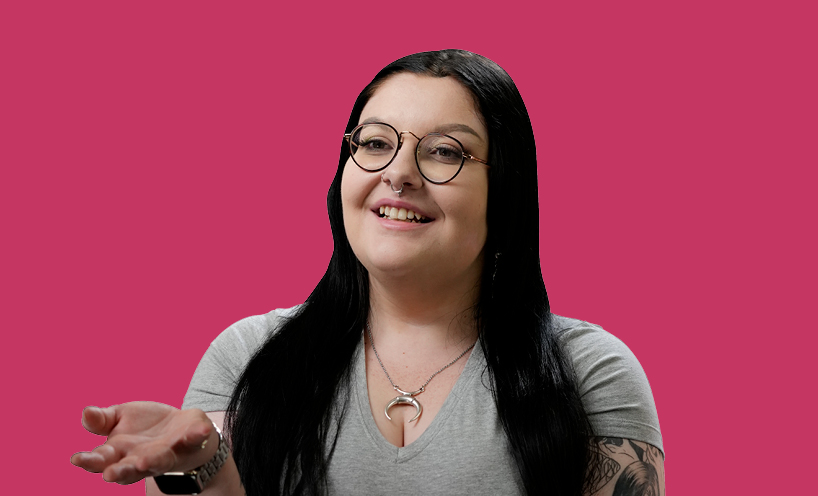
[379,206,427,223]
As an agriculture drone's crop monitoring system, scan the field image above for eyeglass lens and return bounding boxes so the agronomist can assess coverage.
[349,123,464,183]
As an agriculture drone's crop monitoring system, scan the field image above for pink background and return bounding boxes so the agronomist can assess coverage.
[2,1,815,494]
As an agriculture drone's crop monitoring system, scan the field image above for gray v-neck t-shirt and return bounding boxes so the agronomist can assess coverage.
[182,307,662,495]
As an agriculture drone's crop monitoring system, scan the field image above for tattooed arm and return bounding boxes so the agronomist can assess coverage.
[584,437,665,496]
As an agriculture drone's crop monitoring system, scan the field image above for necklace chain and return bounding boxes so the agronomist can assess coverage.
[366,322,476,394]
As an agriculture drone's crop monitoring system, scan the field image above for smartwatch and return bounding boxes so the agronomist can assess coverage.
[154,422,229,494]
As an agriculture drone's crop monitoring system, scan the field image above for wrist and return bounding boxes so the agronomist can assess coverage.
[184,424,221,472]
[155,422,229,494]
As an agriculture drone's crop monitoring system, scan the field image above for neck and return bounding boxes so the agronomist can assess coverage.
[366,266,482,350]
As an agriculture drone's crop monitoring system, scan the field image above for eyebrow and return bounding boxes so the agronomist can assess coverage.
[360,117,485,141]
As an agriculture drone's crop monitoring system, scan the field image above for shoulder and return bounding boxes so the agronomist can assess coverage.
[552,314,663,455]
[552,315,641,379]
[208,304,302,359]
[181,304,303,411]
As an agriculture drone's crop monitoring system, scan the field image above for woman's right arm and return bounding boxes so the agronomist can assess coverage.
[146,411,243,496]
[71,403,244,495]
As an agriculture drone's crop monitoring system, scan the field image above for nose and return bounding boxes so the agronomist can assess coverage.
[382,132,424,194]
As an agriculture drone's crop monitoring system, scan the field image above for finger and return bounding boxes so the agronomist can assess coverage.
[179,415,213,450]
[81,405,119,436]
[103,461,145,485]
[103,450,174,485]
[70,451,106,472]
[164,416,216,469]
[127,440,178,475]
[72,443,123,473]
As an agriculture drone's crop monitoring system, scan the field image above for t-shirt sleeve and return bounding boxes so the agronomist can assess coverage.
[555,316,663,454]
[181,310,288,412]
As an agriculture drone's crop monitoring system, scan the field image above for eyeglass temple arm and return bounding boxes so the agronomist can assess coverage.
[464,153,489,166]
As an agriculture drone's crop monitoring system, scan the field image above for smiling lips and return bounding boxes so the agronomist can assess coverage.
[378,206,430,224]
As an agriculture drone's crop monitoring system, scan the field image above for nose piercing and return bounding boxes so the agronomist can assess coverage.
[382,173,404,197]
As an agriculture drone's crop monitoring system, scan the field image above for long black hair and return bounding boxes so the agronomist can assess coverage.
[226,49,592,495]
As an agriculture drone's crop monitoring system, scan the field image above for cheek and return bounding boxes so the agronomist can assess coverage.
[461,177,489,229]
[340,160,361,215]
[340,160,376,238]
[340,163,357,238]
[469,209,489,251]
[446,197,489,253]
[340,163,351,208]
[465,186,490,253]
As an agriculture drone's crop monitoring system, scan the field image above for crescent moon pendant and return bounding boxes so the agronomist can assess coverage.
[384,395,423,423]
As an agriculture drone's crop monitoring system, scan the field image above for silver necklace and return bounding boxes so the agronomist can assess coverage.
[366,322,476,423]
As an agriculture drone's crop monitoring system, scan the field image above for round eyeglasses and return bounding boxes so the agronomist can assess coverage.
[344,122,489,184]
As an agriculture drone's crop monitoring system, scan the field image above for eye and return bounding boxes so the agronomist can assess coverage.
[433,145,457,157]
[424,143,462,165]
[359,137,393,152]
[352,125,397,156]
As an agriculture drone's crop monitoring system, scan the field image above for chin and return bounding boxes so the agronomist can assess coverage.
[364,257,425,277]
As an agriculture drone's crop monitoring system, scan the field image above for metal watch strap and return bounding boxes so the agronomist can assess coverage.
[193,423,229,490]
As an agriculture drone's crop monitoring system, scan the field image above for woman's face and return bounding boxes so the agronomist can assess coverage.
[341,73,490,288]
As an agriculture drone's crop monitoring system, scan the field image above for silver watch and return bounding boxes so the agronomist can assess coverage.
[154,422,229,494]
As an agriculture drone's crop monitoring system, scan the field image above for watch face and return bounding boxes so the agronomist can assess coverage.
[154,474,202,494]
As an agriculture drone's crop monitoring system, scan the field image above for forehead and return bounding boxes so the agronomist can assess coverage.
[360,74,486,139]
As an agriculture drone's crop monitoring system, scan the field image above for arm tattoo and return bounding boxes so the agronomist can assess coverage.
[586,437,664,496]
[585,439,621,494]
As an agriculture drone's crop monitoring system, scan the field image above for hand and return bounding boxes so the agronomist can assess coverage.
[71,402,218,485]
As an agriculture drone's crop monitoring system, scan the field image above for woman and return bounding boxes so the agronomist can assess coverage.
[72,50,664,496]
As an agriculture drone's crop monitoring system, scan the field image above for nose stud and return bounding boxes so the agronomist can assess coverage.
[382,173,404,197]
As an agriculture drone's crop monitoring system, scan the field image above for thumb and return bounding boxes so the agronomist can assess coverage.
[81,405,118,436]
[180,417,214,450]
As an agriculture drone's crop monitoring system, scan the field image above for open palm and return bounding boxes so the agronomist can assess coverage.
[71,402,216,485]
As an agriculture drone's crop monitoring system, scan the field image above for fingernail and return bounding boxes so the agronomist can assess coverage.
[81,406,100,428]
[81,407,92,422]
